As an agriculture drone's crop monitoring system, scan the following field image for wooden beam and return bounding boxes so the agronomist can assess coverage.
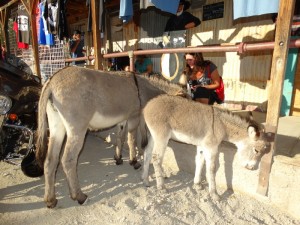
[257,0,296,196]
[0,0,19,12]
[20,0,29,13]
[28,0,40,77]
[0,8,8,49]
[91,0,103,70]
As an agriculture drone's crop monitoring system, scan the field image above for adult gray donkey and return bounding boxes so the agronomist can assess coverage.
[35,66,186,208]
[141,95,269,201]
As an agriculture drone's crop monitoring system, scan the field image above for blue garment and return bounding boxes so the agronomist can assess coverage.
[135,58,153,74]
[233,0,279,20]
[119,0,133,23]
[39,2,54,45]
[150,0,180,15]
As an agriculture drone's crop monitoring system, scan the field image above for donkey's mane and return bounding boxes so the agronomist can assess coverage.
[213,106,251,129]
[136,74,184,92]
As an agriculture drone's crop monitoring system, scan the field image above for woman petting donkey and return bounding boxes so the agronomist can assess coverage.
[180,52,224,105]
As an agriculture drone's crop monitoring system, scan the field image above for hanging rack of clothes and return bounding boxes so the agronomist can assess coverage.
[13,3,30,49]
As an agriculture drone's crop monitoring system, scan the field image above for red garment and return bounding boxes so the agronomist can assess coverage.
[13,21,29,49]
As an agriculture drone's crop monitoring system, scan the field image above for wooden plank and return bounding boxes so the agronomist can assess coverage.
[28,0,40,77]
[91,0,102,70]
[0,0,18,11]
[0,8,7,48]
[257,0,296,196]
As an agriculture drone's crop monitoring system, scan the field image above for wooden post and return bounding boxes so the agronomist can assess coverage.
[91,0,103,70]
[0,8,8,50]
[29,0,40,77]
[257,0,296,195]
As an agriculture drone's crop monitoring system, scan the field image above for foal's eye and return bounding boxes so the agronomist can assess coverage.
[253,148,259,154]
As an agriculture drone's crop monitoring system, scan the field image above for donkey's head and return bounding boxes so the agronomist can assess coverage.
[236,124,270,170]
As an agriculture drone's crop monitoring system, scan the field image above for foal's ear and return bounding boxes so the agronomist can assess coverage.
[248,125,259,140]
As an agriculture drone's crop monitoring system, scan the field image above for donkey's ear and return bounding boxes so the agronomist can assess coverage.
[248,125,259,140]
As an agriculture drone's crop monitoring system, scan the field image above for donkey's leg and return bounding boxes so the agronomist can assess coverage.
[114,121,127,165]
[203,147,220,201]
[152,138,169,190]
[127,117,141,169]
[194,146,205,187]
[61,131,87,205]
[142,136,154,187]
[44,106,66,208]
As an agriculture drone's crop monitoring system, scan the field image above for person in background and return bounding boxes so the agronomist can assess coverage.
[164,0,201,32]
[123,65,130,72]
[181,52,223,104]
[134,50,153,76]
[107,59,116,71]
[69,30,85,66]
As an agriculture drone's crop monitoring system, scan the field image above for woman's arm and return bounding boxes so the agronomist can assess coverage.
[203,69,221,90]
[145,58,153,75]
[146,63,153,75]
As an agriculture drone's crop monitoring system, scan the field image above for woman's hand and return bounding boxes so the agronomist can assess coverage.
[192,84,201,90]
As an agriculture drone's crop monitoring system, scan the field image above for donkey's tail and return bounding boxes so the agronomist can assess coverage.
[36,82,52,167]
[139,111,148,149]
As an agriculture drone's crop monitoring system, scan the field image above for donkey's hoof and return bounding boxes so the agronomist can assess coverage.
[133,162,141,170]
[129,159,141,169]
[115,158,123,165]
[210,193,220,202]
[143,180,150,187]
[78,194,88,205]
[46,199,58,208]
[129,159,137,166]
[193,183,203,190]
[114,155,123,165]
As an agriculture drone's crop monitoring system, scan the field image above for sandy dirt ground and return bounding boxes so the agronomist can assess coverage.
[0,133,299,225]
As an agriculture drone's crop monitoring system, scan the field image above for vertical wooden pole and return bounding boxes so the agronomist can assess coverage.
[257,0,296,195]
[29,0,40,77]
[0,9,8,51]
[91,0,103,70]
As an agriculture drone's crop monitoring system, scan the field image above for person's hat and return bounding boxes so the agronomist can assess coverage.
[179,0,191,11]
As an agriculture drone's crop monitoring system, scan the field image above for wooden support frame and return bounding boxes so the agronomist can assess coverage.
[257,0,296,196]
[0,8,7,47]
[91,0,103,70]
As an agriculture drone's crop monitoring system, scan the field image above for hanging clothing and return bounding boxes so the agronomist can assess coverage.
[39,2,55,46]
[87,0,92,31]
[17,5,30,45]
[150,0,180,15]
[87,0,105,32]
[43,0,59,34]
[140,0,180,14]
[233,0,279,20]
[13,21,29,49]
[57,0,69,40]
[99,0,105,32]
[119,0,133,23]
